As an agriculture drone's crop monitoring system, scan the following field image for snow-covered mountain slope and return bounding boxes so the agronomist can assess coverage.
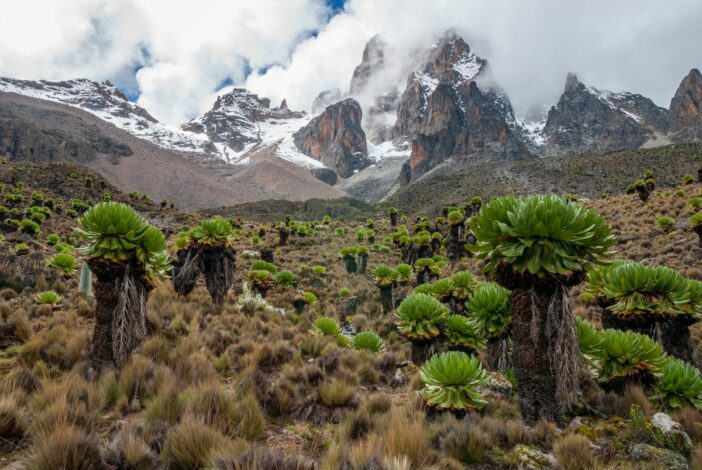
[181,88,328,169]
[0,77,350,173]
[0,77,216,155]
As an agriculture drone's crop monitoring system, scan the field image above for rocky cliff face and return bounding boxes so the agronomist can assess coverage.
[182,88,304,152]
[542,74,668,156]
[391,30,530,182]
[669,68,702,142]
[293,98,370,178]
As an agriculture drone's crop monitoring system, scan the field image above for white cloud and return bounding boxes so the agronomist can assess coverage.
[0,0,327,125]
[0,0,700,125]
[246,0,702,118]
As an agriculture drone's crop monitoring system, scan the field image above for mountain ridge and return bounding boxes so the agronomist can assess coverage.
[1,30,701,208]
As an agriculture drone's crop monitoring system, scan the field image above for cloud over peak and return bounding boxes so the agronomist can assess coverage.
[1,0,700,126]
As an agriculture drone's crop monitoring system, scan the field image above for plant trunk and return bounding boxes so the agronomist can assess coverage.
[418,244,433,259]
[600,309,655,337]
[343,256,357,274]
[357,254,368,274]
[278,228,289,246]
[252,284,270,298]
[88,258,149,372]
[601,368,657,394]
[172,249,202,297]
[694,225,702,248]
[390,213,397,226]
[510,281,581,425]
[201,246,236,306]
[486,336,512,372]
[416,269,431,286]
[410,338,439,365]
[637,188,650,202]
[379,284,394,313]
[90,262,121,371]
[261,249,274,263]
[654,317,697,364]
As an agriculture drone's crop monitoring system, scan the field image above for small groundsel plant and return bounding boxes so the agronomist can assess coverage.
[47,252,79,277]
[450,271,478,301]
[311,316,343,337]
[651,357,702,411]
[34,290,61,305]
[466,282,512,339]
[395,293,449,340]
[577,325,666,386]
[352,331,385,352]
[311,316,349,347]
[655,216,675,231]
[275,270,298,288]
[418,351,488,410]
[395,263,413,284]
[443,315,486,352]
[585,261,689,317]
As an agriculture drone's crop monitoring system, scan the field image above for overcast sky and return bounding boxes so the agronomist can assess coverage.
[1,0,700,126]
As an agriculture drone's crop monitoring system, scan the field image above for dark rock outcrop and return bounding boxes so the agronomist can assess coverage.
[310,168,338,186]
[293,99,370,178]
[669,68,702,142]
[182,88,305,152]
[542,73,667,156]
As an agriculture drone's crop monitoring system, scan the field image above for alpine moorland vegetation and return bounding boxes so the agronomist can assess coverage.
[1,163,701,468]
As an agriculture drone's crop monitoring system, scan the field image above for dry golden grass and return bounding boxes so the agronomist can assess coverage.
[554,433,596,470]
[0,177,700,468]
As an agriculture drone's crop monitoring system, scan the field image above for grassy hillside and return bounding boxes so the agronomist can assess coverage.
[0,160,701,469]
[389,143,702,215]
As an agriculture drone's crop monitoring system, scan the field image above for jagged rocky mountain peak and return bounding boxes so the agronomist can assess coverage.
[182,88,306,153]
[564,72,581,92]
[349,34,389,95]
[669,67,702,141]
[427,29,486,85]
[293,98,370,178]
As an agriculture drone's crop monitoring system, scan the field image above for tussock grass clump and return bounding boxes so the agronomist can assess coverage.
[211,447,316,470]
[163,414,231,470]
[553,434,596,470]
[104,420,160,469]
[0,393,28,444]
[180,381,265,440]
[319,378,356,407]
[26,425,106,470]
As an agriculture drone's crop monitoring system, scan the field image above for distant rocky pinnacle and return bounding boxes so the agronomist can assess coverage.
[312,88,341,114]
[349,35,388,96]
[542,73,669,156]
[669,68,702,142]
[293,98,370,178]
